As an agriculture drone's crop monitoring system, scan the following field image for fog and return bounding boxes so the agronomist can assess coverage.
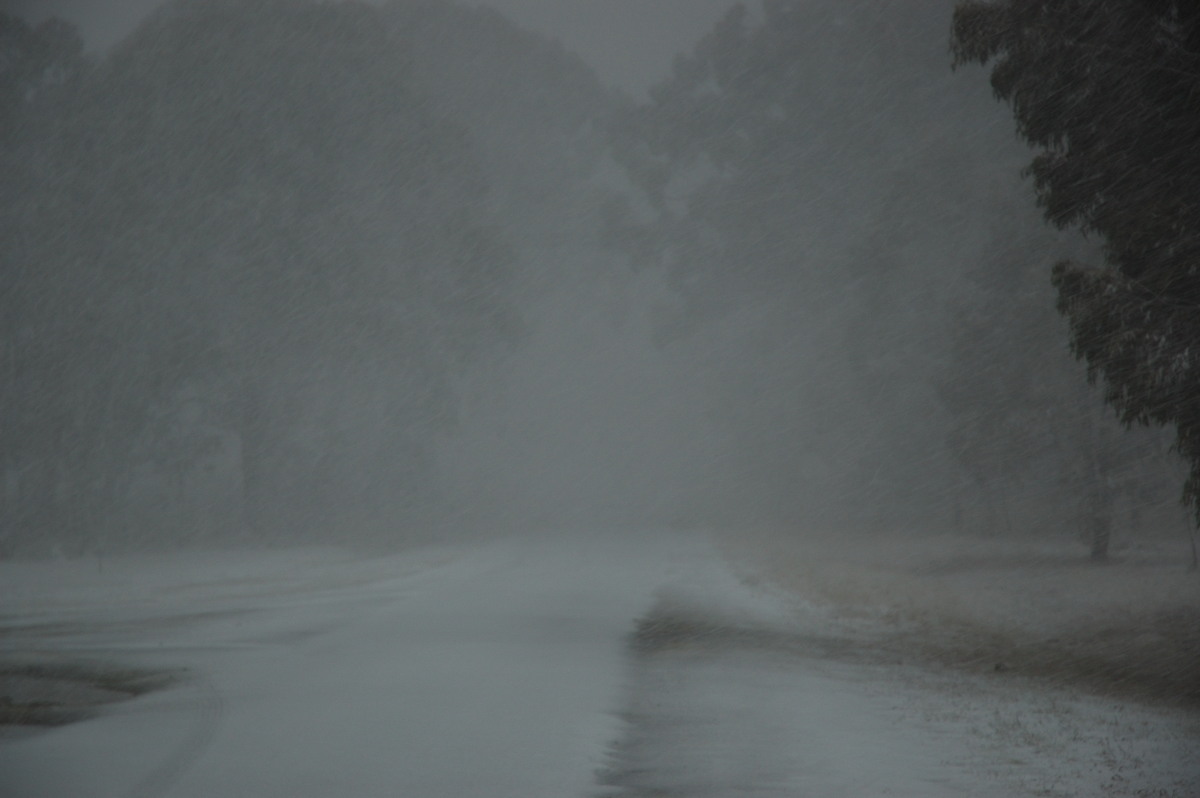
[1,0,737,97]
[0,0,1186,556]
[4,2,1199,795]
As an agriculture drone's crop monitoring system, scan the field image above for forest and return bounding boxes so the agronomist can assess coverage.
[1,0,1195,561]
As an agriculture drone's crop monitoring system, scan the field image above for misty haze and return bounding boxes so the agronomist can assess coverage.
[2,1,1198,795]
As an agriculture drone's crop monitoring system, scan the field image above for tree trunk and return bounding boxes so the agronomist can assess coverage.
[1089,503,1112,560]
[1081,416,1116,561]
[1087,477,1113,561]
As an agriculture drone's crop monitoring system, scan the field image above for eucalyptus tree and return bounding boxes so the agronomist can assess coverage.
[938,214,1174,558]
[953,1,1200,529]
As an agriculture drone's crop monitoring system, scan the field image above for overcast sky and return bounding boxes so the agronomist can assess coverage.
[3,0,743,96]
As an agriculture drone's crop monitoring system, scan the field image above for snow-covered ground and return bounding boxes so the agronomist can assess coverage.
[2,529,1197,797]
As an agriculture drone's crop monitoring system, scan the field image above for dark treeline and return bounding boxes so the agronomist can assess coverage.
[953,0,1200,542]
[0,0,1191,558]
[1,0,527,552]
[606,0,1182,553]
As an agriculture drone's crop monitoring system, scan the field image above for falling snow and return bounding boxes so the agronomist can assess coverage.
[2,1,1198,795]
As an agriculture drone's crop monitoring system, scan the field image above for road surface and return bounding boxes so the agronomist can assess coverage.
[2,531,1194,797]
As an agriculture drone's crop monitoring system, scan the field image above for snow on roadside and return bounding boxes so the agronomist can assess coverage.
[3,528,1197,797]
[714,526,1200,797]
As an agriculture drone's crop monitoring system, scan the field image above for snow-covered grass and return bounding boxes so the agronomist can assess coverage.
[720,526,1200,796]
[725,527,1200,701]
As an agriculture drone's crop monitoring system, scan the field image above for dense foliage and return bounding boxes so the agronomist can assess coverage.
[3,0,1190,556]
[952,0,1200,525]
[1,0,517,552]
[606,2,984,525]
[605,0,1180,544]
